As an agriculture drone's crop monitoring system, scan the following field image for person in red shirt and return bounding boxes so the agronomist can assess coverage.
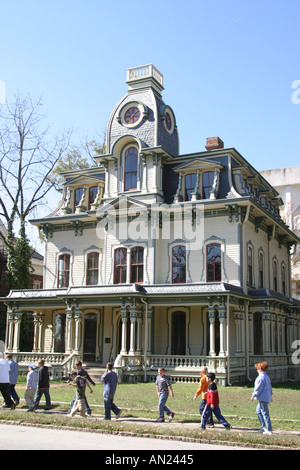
[200,372,232,430]
[193,367,214,427]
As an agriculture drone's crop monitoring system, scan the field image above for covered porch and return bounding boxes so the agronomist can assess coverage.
[3,283,298,385]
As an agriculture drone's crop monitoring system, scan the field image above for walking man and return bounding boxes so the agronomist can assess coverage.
[101,363,122,420]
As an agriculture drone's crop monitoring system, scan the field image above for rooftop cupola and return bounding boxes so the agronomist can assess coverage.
[126,64,164,95]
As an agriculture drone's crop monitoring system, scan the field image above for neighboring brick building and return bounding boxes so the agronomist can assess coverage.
[2,65,300,384]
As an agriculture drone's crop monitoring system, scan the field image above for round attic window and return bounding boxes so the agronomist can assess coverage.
[124,106,141,125]
[119,101,146,128]
[162,107,175,134]
[165,112,172,131]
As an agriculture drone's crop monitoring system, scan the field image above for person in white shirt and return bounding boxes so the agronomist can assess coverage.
[25,364,38,412]
[0,352,15,409]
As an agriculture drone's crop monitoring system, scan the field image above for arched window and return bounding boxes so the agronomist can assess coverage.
[86,252,99,285]
[171,311,186,355]
[124,146,138,191]
[172,245,186,284]
[185,173,196,201]
[58,254,70,288]
[258,252,264,288]
[206,243,221,282]
[114,248,127,284]
[54,314,66,353]
[247,246,253,286]
[202,171,214,199]
[273,260,278,291]
[130,246,144,283]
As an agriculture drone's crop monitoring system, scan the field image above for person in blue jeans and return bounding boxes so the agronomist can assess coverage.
[101,362,122,420]
[69,361,95,415]
[6,354,20,406]
[251,361,273,435]
[33,360,51,411]
[155,367,175,423]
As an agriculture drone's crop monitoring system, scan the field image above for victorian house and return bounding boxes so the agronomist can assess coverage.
[3,65,300,384]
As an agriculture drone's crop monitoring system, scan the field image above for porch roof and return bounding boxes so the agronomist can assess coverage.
[3,282,246,305]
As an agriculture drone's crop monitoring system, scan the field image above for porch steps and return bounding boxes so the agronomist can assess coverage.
[84,367,106,384]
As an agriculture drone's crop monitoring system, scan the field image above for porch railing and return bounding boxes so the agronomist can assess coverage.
[10,352,80,380]
[115,354,229,384]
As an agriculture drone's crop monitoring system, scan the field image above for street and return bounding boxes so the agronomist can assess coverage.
[0,423,251,451]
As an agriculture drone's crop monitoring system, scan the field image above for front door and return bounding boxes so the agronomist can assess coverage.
[83,313,97,362]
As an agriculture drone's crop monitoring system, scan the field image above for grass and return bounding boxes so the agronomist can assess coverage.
[1,379,300,449]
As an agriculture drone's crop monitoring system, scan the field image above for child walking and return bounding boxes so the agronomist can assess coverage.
[200,372,232,430]
[193,366,214,427]
[155,367,175,423]
[67,371,87,418]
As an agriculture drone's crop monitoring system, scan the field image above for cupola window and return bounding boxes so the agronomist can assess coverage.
[124,146,138,191]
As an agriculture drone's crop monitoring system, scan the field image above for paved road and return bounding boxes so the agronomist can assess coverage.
[0,423,250,451]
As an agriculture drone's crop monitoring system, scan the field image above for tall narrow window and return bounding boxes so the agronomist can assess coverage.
[258,252,264,288]
[281,264,286,296]
[124,147,138,191]
[247,246,253,286]
[202,171,214,199]
[171,311,186,355]
[114,248,127,284]
[58,254,70,288]
[130,246,144,283]
[88,186,98,210]
[185,173,196,201]
[54,314,66,353]
[253,312,263,355]
[206,243,221,282]
[273,260,278,291]
[74,187,83,211]
[172,245,186,284]
[86,252,99,285]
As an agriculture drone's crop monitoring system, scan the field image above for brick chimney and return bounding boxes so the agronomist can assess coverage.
[205,137,224,151]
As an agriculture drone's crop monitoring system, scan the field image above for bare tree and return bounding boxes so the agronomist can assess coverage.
[0,92,72,288]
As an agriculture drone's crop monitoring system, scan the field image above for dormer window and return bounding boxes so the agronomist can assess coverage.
[202,171,214,199]
[88,186,98,210]
[124,146,138,191]
[185,173,196,201]
[74,188,83,211]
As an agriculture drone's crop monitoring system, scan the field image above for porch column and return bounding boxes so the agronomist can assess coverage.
[37,314,44,352]
[33,313,39,352]
[217,303,227,356]
[12,311,23,353]
[286,317,295,355]
[234,310,244,354]
[262,311,272,354]
[65,305,74,354]
[145,307,152,354]
[136,307,143,354]
[74,306,83,354]
[208,305,216,356]
[248,309,253,354]
[6,310,15,352]
[281,315,286,353]
[129,306,137,355]
[120,306,128,355]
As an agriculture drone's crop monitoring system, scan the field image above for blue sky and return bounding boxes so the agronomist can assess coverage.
[0,0,299,241]
[1,0,299,167]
